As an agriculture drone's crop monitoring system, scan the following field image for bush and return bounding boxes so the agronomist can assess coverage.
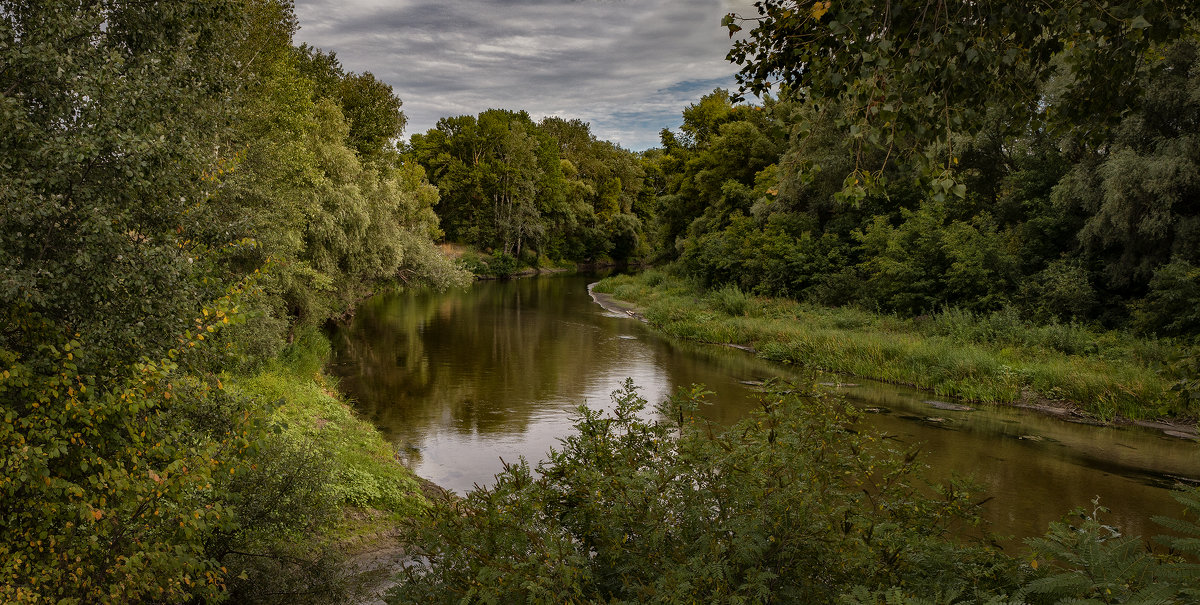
[708,283,752,316]
[1019,258,1097,323]
[389,380,1019,603]
[487,251,519,278]
[1131,260,1200,338]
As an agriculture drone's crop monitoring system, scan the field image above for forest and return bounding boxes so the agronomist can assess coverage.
[3,0,1200,603]
[2,0,467,601]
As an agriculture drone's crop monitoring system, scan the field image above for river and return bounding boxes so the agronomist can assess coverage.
[328,273,1200,542]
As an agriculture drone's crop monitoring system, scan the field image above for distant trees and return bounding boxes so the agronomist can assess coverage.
[409,112,650,264]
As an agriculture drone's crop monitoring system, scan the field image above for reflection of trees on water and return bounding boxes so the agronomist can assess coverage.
[330,275,1200,539]
[329,277,612,449]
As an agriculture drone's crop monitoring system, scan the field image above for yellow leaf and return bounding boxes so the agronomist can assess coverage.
[811,0,829,20]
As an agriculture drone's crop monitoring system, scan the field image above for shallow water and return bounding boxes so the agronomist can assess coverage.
[328,274,1200,541]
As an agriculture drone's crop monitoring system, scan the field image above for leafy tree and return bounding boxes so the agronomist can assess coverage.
[292,45,405,160]
[1,1,459,601]
[855,201,1020,314]
[410,111,648,265]
[1131,260,1200,338]
[724,0,1199,189]
[337,71,406,160]
[1056,39,1200,292]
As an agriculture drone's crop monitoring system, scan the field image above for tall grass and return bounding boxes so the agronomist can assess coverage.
[593,270,1187,420]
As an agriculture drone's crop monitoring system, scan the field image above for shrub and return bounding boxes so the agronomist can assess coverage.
[708,283,752,316]
[389,381,1019,603]
[487,251,519,278]
[1019,258,1097,323]
[1131,260,1200,338]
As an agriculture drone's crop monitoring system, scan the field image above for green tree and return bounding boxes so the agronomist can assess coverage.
[1056,40,1200,292]
[725,0,1198,189]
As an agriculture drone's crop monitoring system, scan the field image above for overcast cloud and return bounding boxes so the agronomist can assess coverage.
[294,0,756,150]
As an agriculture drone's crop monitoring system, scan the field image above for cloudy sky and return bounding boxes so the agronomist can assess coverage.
[294,0,756,150]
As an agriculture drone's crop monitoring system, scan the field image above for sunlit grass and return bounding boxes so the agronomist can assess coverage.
[229,329,426,518]
[593,269,1183,420]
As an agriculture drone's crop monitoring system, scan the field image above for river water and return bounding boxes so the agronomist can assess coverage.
[329,274,1200,541]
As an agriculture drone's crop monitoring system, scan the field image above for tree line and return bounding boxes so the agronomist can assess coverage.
[412,2,1199,341]
[406,111,651,270]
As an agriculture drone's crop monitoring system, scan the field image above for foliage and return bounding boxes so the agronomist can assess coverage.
[0,0,448,601]
[854,202,1020,315]
[1020,492,1200,603]
[389,380,1020,603]
[410,112,649,264]
[708,283,752,316]
[233,330,426,518]
[724,0,1198,192]
[1131,260,1200,339]
[633,23,1200,357]
[1017,259,1097,324]
[1057,40,1200,291]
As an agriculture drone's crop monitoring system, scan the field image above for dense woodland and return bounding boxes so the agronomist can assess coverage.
[3,0,1200,602]
[2,1,466,601]
[410,19,1200,339]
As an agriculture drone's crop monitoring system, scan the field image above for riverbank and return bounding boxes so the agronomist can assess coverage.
[592,270,1198,431]
[225,330,432,601]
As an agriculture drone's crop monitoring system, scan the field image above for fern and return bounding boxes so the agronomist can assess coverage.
[1020,491,1200,604]
[1153,487,1200,601]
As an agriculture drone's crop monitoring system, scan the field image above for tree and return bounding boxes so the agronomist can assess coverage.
[724,0,1199,189]
[0,1,273,599]
[337,71,406,160]
[1057,39,1200,291]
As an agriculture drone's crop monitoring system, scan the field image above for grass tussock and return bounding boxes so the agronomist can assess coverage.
[593,270,1188,420]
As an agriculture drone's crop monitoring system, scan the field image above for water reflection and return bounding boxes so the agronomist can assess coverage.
[329,274,1200,540]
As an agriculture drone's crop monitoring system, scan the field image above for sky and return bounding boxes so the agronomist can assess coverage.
[293,0,757,151]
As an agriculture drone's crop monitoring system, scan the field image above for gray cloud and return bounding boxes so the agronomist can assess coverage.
[294,0,758,150]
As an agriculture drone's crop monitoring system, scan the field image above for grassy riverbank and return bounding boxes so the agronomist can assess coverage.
[230,330,427,518]
[594,270,1196,422]
[220,330,428,601]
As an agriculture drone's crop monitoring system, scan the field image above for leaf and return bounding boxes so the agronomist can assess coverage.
[811,1,829,20]
[1130,15,1151,29]
[722,14,742,38]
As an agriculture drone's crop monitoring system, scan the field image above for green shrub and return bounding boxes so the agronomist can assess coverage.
[1132,260,1200,338]
[1019,258,1097,322]
[708,283,752,316]
[487,251,519,278]
[390,381,1020,603]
